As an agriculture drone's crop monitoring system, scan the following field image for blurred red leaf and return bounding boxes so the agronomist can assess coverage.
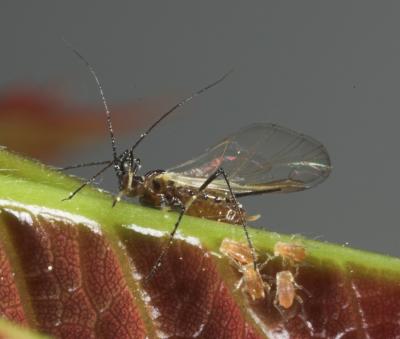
[1,204,400,338]
[0,87,164,161]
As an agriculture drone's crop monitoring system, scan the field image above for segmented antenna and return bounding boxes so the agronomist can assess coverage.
[60,160,111,171]
[63,39,118,163]
[61,41,232,200]
[130,69,233,152]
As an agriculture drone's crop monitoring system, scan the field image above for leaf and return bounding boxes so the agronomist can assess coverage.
[0,147,399,338]
[0,87,165,161]
[0,318,49,339]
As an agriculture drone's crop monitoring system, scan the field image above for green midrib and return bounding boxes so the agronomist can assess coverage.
[0,148,399,277]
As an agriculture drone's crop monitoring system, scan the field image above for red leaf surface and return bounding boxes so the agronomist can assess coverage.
[0,236,26,325]
[0,201,399,338]
[0,209,146,338]
[120,231,260,338]
[0,206,264,338]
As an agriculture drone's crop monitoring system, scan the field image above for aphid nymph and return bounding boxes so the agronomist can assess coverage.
[220,238,270,301]
[274,270,307,313]
[274,241,306,265]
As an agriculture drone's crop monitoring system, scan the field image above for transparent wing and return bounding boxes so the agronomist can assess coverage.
[165,123,331,195]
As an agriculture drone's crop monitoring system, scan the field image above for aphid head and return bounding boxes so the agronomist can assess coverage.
[277,270,294,284]
[115,149,141,189]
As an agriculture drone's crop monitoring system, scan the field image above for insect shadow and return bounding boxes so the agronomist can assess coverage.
[61,47,332,282]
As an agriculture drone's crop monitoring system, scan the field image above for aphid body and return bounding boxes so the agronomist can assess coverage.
[117,168,246,225]
[274,241,306,265]
[275,270,299,309]
[220,238,256,265]
[113,118,332,227]
[220,238,270,301]
[63,46,331,280]
[242,263,267,301]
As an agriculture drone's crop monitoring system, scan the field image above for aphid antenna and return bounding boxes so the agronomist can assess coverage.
[60,47,232,171]
[62,38,118,164]
[62,66,232,200]
[61,40,233,202]
[129,68,234,153]
[60,160,111,171]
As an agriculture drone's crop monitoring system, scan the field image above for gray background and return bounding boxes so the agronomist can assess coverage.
[0,2,399,257]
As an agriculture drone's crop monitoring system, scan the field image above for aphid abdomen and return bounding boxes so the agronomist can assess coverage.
[136,173,172,209]
[139,192,167,209]
[185,194,246,224]
[274,241,306,264]
[220,238,255,265]
[142,176,247,224]
[243,264,267,301]
[276,271,296,309]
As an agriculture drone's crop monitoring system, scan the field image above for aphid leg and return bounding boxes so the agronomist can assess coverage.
[294,280,312,298]
[234,277,244,290]
[273,295,287,320]
[261,273,274,286]
[198,167,257,270]
[145,166,255,282]
[144,200,186,282]
[280,256,290,269]
[258,253,274,272]
[294,264,300,277]
[266,282,274,305]
[295,294,304,305]
[112,152,136,207]
[291,266,311,296]
[59,160,111,171]
[295,294,308,321]
[296,260,314,273]
[291,277,311,319]
[112,190,125,207]
[263,281,271,295]
[62,162,114,201]
[258,273,272,302]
